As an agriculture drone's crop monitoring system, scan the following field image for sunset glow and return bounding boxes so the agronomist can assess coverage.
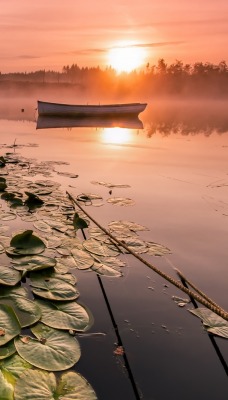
[108,44,146,72]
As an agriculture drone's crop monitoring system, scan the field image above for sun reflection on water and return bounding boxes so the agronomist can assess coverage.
[101,127,134,145]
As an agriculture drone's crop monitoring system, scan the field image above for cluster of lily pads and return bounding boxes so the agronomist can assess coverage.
[0,147,226,398]
[0,150,174,399]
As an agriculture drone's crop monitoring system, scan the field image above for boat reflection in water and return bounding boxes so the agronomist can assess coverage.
[36,115,144,130]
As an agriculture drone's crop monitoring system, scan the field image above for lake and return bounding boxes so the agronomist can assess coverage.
[0,98,227,399]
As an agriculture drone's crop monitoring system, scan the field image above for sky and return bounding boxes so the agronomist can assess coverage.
[1,0,228,73]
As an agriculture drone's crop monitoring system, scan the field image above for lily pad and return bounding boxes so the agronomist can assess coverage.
[0,304,21,346]
[11,255,56,272]
[0,354,32,380]
[146,241,171,256]
[91,262,122,277]
[83,238,119,257]
[0,296,41,328]
[0,339,16,360]
[35,299,92,331]
[30,274,79,301]
[189,308,228,339]
[107,197,135,206]
[0,370,14,399]
[118,237,148,254]
[14,370,97,400]
[15,323,81,371]
[109,220,149,233]
[0,265,21,286]
[71,248,94,270]
[91,181,130,189]
[9,230,46,256]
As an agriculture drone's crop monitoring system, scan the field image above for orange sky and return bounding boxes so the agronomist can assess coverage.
[1,0,228,73]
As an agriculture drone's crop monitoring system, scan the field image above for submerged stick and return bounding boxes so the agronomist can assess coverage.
[66,191,228,321]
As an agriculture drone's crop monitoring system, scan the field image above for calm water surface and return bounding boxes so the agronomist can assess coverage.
[0,101,228,399]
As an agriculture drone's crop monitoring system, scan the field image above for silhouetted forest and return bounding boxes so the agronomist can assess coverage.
[1,59,228,99]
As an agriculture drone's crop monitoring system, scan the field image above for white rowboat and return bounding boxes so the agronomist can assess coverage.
[37,100,147,118]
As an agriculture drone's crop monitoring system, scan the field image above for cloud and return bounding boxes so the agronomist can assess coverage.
[67,41,185,56]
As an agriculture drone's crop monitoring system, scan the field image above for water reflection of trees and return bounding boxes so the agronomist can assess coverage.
[144,102,228,137]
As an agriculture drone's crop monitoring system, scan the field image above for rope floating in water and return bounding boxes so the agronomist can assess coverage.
[67,191,228,321]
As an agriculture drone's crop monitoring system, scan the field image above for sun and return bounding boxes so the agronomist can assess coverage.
[108,42,146,73]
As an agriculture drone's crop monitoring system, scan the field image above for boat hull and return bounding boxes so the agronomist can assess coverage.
[37,100,147,118]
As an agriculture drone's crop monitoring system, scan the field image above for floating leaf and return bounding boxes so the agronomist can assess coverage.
[91,181,130,189]
[30,274,79,301]
[109,220,149,233]
[146,241,171,256]
[33,220,52,233]
[118,237,148,254]
[189,308,228,339]
[95,256,126,268]
[0,265,21,286]
[107,197,135,206]
[91,262,122,277]
[11,255,56,272]
[172,296,189,307]
[71,248,94,270]
[36,299,92,331]
[0,354,32,380]
[15,323,81,371]
[0,212,17,221]
[83,238,119,257]
[0,370,14,399]
[14,370,97,400]
[0,296,41,328]
[0,304,21,346]
[0,339,16,360]
[9,230,46,256]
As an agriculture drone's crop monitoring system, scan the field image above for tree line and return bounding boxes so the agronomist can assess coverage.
[1,59,228,98]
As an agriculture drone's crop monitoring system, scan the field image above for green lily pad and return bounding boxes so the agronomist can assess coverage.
[0,304,21,346]
[35,299,92,331]
[14,370,97,400]
[0,340,16,360]
[9,230,46,256]
[0,370,14,399]
[0,296,41,328]
[71,248,94,270]
[11,255,56,272]
[30,273,79,301]
[190,308,228,339]
[0,285,28,299]
[0,265,21,286]
[15,323,81,371]
[0,354,32,380]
